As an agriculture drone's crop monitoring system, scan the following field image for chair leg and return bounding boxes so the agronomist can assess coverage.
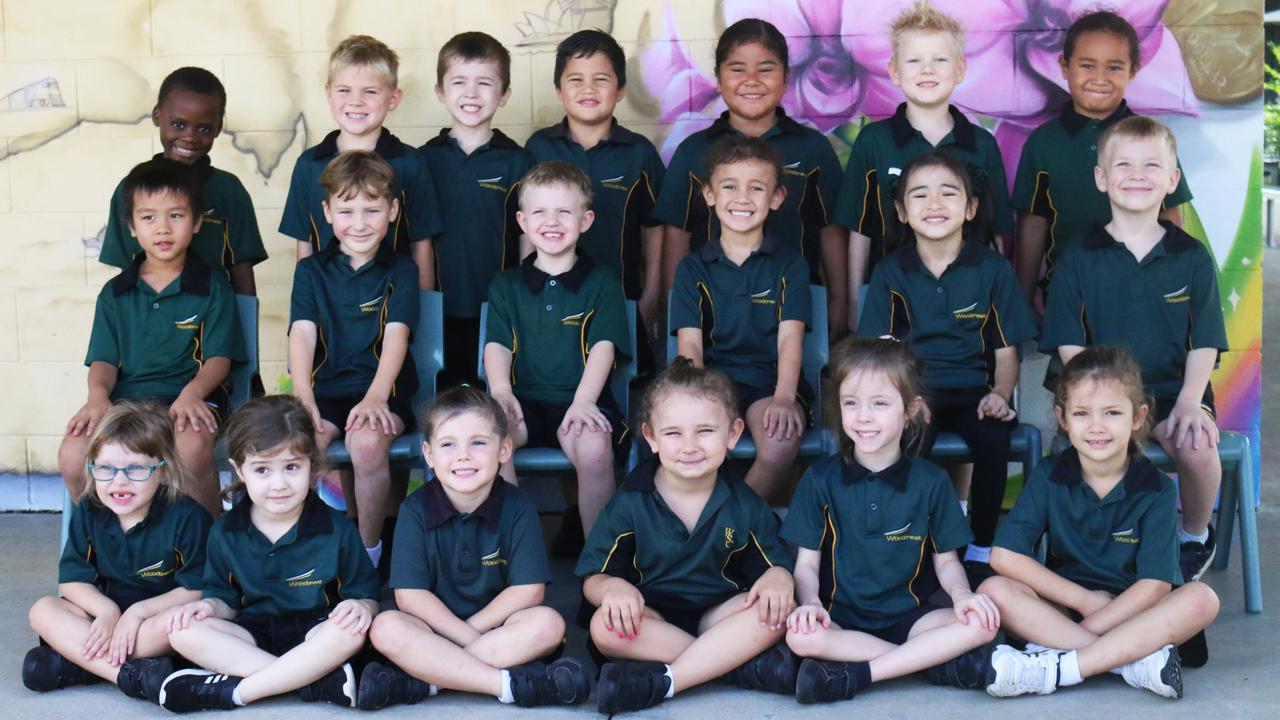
[60,490,72,552]
[1234,439,1262,613]
[1214,457,1238,573]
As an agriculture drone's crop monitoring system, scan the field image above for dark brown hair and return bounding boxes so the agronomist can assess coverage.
[827,337,928,461]
[1063,10,1140,71]
[82,401,190,504]
[422,386,510,442]
[637,357,741,430]
[318,149,397,203]
[220,395,328,499]
[438,31,512,92]
[714,18,789,76]
[1054,346,1152,453]
[889,149,992,250]
[701,135,783,190]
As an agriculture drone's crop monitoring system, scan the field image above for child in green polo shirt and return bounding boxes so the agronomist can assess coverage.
[1041,117,1226,587]
[960,348,1220,699]
[60,158,244,516]
[289,150,420,568]
[782,338,999,704]
[579,359,796,713]
[859,151,1037,580]
[654,18,847,336]
[160,395,380,712]
[360,387,591,709]
[837,2,1012,329]
[100,67,267,295]
[526,29,666,367]
[281,35,442,288]
[422,31,532,389]
[670,136,811,504]
[484,161,631,537]
[26,402,211,704]
[1012,10,1194,312]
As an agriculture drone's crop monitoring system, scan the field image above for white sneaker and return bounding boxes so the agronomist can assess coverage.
[986,644,1061,697]
[1121,645,1183,699]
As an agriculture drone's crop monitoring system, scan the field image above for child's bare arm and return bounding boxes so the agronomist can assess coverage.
[786,548,830,634]
[1079,579,1170,636]
[820,224,849,336]
[848,230,871,331]
[1015,213,1049,310]
[1158,204,1183,227]
[990,547,1102,615]
[662,226,691,293]
[1163,348,1220,450]
[394,588,482,647]
[67,362,119,437]
[639,225,664,337]
[466,584,546,634]
[562,341,615,435]
[296,240,313,261]
[228,262,257,296]
[675,327,703,365]
[978,346,1020,421]
[1057,344,1085,366]
[170,357,230,433]
[350,322,410,433]
[934,550,999,630]
[412,238,436,291]
[764,319,806,441]
[584,573,646,639]
[745,566,795,630]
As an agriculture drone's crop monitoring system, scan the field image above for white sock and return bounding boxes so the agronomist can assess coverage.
[498,669,514,704]
[964,544,991,563]
[664,665,675,698]
[366,541,383,567]
[428,683,440,696]
[231,685,246,706]
[1177,526,1209,544]
[1058,650,1083,687]
[959,500,969,516]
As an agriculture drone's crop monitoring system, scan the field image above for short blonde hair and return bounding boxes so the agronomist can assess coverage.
[890,1,965,59]
[81,402,190,504]
[1097,115,1179,167]
[517,160,593,209]
[328,34,399,88]
[318,150,396,203]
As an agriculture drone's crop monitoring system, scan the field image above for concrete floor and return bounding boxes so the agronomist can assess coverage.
[2,250,1276,719]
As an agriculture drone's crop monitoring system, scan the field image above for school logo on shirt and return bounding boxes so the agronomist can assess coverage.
[285,569,323,587]
[724,527,736,548]
[1163,286,1191,304]
[600,175,631,192]
[561,311,585,327]
[477,176,507,192]
[358,296,384,313]
[883,523,924,542]
[174,314,200,330]
[750,289,776,305]
[782,160,806,178]
[952,302,985,320]
[481,548,507,567]
[135,559,173,578]
[1111,528,1139,544]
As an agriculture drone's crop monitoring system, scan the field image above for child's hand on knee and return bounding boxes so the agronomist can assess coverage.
[67,398,113,437]
[492,391,524,428]
[107,607,146,666]
[348,395,396,435]
[763,395,804,441]
[786,604,831,634]
[745,567,795,630]
[976,392,1016,422]
[600,578,645,640]
[1162,399,1219,451]
[560,400,611,437]
[952,591,1000,631]
[82,604,121,660]
[170,390,218,433]
[167,599,215,633]
[329,599,374,636]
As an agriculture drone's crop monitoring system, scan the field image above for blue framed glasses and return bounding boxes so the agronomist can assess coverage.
[88,460,165,483]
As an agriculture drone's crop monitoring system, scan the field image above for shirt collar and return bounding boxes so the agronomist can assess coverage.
[1050,447,1162,493]
[316,238,398,267]
[314,127,405,160]
[699,233,781,262]
[222,491,333,537]
[520,252,594,293]
[88,491,174,530]
[423,127,521,152]
[888,103,977,151]
[708,107,805,139]
[112,252,213,297]
[151,152,214,183]
[1079,220,1197,254]
[544,117,637,145]
[621,456,742,491]
[897,239,984,272]
[1059,100,1132,136]
[421,478,507,529]
[841,454,912,491]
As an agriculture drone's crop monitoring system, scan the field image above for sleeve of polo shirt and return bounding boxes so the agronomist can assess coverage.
[1166,159,1193,208]
[814,137,842,226]
[172,502,213,591]
[201,278,246,363]
[225,176,268,265]
[504,493,553,586]
[86,285,121,367]
[855,264,893,338]
[727,497,795,587]
[336,517,381,601]
[1039,249,1087,353]
[832,132,877,233]
[1135,481,1180,585]
[278,153,312,242]
[984,140,1015,235]
[98,181,133,269]
[780,465,828,550]
[1188,247,1228,352]
[639,142,666,226]
[199,527,241,610]
[388,493,433,590]
[484,276,516,351]
[925,465,973,553]
[588,282,631,362]
[575,496,639,583]
[58,501,98,585]
[651,141,695,229]
[288,261,319,327]
[502,154,534,267]
[1011,132,1048,216]
[990,260,1038,346]
[668,258,701,334]
[386,261,420,331]
[994,465,1051,559]
[403,153,444,241]
[780,254,812,328]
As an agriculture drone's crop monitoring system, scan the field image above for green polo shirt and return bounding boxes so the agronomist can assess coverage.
[652,109,841,284]
[995,449,1181,594]
[1012,101,1194,283]
[525,119,665,300]
[1040,221,1226,401]
[670,235,811,390]
[858,241,1036,390]
[486,253,630,404]
[280,128,443,256]
[203,493,381,618]
[100,155,268,278]
[781,454,971,630]
[576,458,794,610]
[421,128,531,319]
[86,254,245,401]
[289,243,419,400]
[389,480,551,619]
[61,494,211,610]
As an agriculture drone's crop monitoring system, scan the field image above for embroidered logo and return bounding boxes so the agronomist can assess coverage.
[1111,528,1139,544]
[477,176,507,192]
[888,167,902,176]
[750,288,776,305]
[600,174,630,191]
[782,160,805,177]
[724,527,736,548]
[359,296,384,313]
[481,548,507,567]
[952,301,985,319]
[1163,285,1191,304]
[561,311,585,327]
[884,523,924,542]
[136,559,173,578]
[174,313,200,330]
[285,569,323,587]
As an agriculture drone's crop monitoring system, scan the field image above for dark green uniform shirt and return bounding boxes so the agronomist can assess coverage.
[858,241,1036,390]
[995,449,1181,594]
[1040,221,1226,401]
[100,155,268,278]
[834,104,1013,269]
[652,108,841,284]
[420,128,531,319]
[576,458,794,610]
[781,454,971,630]
[525,119,665,299]
[289,243,419,400]
[280,128,443,255]
[389,480,551,619]
[670,235,811,390]
[61,495,211,610]
[486,254,630,404]
[1011,101,1194,284]
[86,254,245,401]
[203,493,380,618]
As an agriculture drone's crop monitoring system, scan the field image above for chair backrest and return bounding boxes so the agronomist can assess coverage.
[228,294,258,410]
[477,300,638,417]
[410,291,445,416]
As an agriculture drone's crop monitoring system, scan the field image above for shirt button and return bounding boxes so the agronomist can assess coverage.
[549,279,557,286]
[936,287,943,294]
[268,551,275,557]
[153,303,160,309]
[1090,145,1097,151]
[546,304,553,311]
[870,502,878,510]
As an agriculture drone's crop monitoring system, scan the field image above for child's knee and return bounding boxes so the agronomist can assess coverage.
[785,627,829,658]
[1174,443,1221,475]
[1179,582,1221,626]
[977,575,1016,605]
[588,608,627,655]
[175,428,216,455]
[524,606,567,648]
[27,596,60,631]
[369,612,419,655]
[346,430,392,465]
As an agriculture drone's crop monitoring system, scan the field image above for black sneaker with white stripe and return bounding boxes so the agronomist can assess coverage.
[158,669,241,713]
[1179,524,1216,582]
[298,662,357,706]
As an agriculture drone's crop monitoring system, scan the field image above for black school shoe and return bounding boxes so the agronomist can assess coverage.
[794,658,866,704]
[21,646,97,692]
[927,643,996,690]
[596,661,670,714]
[1179,525,1216,583]
[298,662,357,707]
[730,643,799,694]
[509,657,592,707]
[158,669,241,713]
[356,660,433,710]
[116,655,174,703]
